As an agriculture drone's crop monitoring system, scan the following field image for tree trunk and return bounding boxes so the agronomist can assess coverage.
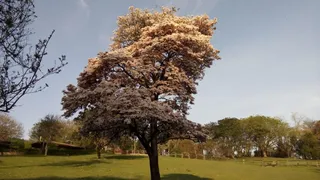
[147,120,161,180]
[44,137,52,156]
[44,142,48,156]
[148,137,160,180]
[133,140,136,154]
[287,149,291,158]
[96,146,102,159]
[262,150,267,157]
[41,142,45,154]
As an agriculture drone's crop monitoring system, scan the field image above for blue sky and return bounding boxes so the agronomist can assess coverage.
[9,0,320,139]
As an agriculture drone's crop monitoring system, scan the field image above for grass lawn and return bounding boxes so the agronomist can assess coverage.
[0,155,319,180]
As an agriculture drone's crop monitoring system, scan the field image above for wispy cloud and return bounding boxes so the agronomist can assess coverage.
[61,0,91,34]
[79,0,89,9]
[78,0,90,18]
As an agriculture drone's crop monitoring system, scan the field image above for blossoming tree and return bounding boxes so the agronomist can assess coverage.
[61,7,220,180]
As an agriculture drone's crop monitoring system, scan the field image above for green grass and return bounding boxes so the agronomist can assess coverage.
[0,155,319,180]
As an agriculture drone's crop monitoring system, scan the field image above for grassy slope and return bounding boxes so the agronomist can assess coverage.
[0,155,319,180]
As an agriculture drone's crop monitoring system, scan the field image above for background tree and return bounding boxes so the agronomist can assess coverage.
[0,113,23,155]
[29,114,64,156]
[177,140,194,156]
[72,111,109,159]
[291,112,305,132]
[243,115,288,157]
[131,137,145,154]
[295,120,320,159]
[115,136,135,152]
[0,0,67,112]
[204,115,291,158]
[274,125,298,158]
[311,120,320,140]
[0,113,23,141]
[204,118,242,158]
[59,120,80,144]
[202,139,223,158]
[90,132,108,159]
[54,120,96,149]
[166,140,181,154]
[297,132,320,159]
[62,6,219,180]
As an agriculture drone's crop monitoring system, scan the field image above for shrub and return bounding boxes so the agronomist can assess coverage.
[9,138,25,151]
[46,148,95,156]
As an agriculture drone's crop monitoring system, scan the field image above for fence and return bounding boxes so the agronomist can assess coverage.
[235,158,320,167]
[113,149,147,155]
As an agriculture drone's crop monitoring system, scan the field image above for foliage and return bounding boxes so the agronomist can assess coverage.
[24,140,32,149]
[168,116,319,159]
[297,132,320,159]
[113,136,135,151]
[0,113,23,141]
[8,137,24,150]
[0,0,67,112]
[241,115,288,157]
[61,6,219,180]
[167,140,181,154]
[0,137,25,155]
[311,120,320,140]
[29,114,64,142]
[166,139,203,156]
[57,121,96,149]
[203,115,291,158]
[23,147,39,155]
[204,118,243,157]
[274,126,298,158]
[291,119,320,159]
[29,115,109,157]
[29,114,66,156]
[40,148,96,156]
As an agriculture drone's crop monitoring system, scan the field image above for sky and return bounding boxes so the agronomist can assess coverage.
[8,0,320,139]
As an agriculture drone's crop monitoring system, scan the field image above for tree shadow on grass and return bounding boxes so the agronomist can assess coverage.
[0,160,108,169]
[1,176,138,180]
[162,174,214,180]
[42,159,108,167]
[103,155,147,160]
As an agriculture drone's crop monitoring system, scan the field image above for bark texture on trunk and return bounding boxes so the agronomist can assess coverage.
[148,137,160,180]
[147,120,161,180]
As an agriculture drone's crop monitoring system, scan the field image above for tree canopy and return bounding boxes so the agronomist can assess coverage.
[61,6,219,180]
[29,114,64,142]
[0,113,23,141]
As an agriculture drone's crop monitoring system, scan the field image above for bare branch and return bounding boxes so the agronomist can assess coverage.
[0,0,67,112]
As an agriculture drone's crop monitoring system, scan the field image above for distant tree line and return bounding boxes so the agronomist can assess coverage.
[1,112,319,160]
[28,114,145,157]
[0,113,144,156]
[162,114,320,160]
